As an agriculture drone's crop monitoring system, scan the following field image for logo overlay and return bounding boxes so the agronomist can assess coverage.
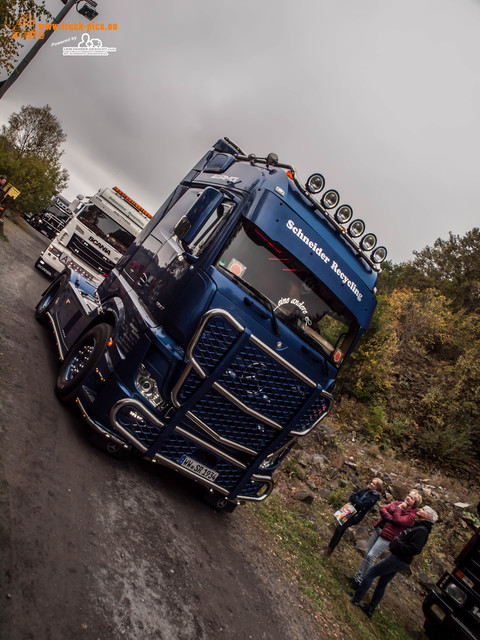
[63,33,116,56]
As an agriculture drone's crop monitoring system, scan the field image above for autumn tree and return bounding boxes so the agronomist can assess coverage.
[1,104,66,162]
[0,1,51,75]
[0,104,68,215]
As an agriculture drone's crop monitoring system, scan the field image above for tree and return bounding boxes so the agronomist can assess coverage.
[1,104,66,162]
[0,104,69,216]
[408,229,480,313]
[0,1,51,75]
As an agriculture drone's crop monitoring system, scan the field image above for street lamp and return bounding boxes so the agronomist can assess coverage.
[0,1,100,99]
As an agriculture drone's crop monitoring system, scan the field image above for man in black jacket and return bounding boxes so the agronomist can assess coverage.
[351,505,438,617]
[323,478,384,556]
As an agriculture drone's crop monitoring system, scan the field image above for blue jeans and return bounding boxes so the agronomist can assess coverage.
[354,527,391,583]
[353,554,409,614]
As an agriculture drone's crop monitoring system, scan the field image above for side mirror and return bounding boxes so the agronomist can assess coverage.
[174,216,191,240]
[180,187,224,245]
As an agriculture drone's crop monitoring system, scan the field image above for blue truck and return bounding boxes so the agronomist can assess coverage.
[35,138,387,511]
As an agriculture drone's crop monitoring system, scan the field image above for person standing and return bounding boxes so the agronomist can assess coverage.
[351,506,438,617]
[351,489,422,587]
[323,478,384,555]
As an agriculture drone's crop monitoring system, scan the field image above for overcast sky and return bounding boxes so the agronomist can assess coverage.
[1,0,479,263]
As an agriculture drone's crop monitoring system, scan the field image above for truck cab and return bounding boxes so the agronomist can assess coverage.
[37,138,386,510]
[35,187,151,285]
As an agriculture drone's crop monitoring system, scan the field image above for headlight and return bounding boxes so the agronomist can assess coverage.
[135,364,164,409]
[334,205,353,224]
[371,246,387,263]
[445,581,467,605]
[321,189,340,209]
[305,173,325,194]
[348,219,365,238]
[360,233,377,251]
[49,244,63,258]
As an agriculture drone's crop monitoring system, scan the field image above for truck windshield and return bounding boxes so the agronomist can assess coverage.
[77,204,136,253]
[215,218,358,361]
[46,205,71,222]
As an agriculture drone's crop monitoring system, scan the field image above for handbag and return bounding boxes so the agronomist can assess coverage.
[334,502,357,525]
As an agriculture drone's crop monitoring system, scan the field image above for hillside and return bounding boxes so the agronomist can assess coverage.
[247,414,479,640]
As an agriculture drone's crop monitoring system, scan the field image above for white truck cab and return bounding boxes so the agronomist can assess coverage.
[35,187,151,286]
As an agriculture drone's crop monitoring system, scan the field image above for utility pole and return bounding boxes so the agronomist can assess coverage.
[0,1,98,100]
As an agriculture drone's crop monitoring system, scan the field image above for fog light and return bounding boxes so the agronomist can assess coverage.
[360,233,377,251]
[135,364,164,409]
[371,246,387,263]
[445,582,467,605]
[334,205,353,224]
[305,173,325,194]
[321,190,340,209]
[348,219,365,238]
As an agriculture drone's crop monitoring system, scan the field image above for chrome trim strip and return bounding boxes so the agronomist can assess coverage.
[211,381,282,431]
[290,391,334,436]
[248,334,317,389]
[109,398,166,454]
[185,411,258,456]
[76,398,130,448]
[237,474,274,502]
[174,425,247,470]
[47,311,65,360]
[152,453,230,496]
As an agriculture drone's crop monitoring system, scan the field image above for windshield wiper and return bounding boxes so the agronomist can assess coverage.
[228,272,279,336]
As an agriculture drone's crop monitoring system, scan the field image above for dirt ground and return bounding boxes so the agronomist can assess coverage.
[0,218,327,640]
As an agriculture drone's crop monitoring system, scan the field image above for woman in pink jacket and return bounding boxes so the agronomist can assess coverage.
[351,490,422,588]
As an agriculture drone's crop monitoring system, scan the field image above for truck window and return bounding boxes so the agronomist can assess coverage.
[77,204,136,254]
[215,218,358,361]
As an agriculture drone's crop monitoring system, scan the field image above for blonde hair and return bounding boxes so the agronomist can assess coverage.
[372,478,384,492]
[409,490,423,508]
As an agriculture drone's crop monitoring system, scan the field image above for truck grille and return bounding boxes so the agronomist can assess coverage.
[174,311,331,443]
[67,233,116,275]
[110,309,332,501]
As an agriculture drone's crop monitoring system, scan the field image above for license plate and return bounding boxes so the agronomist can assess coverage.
[179,455,219,482]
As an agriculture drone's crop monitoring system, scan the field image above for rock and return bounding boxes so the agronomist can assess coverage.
[344,460,357,470]
[417,572,436,590]
[355,538,369,553]
[306,479,317,492]
[319,489,332,500]
[312,454,328,469]
[293,490,314,504]
[454,502,471,509]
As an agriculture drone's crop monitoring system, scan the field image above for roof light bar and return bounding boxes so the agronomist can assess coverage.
[360,233,377,251]
[371,246,388,263]
[334,205,353,224]
[348,219,365,238]
[321,189,340,209]
[305,173,325,194]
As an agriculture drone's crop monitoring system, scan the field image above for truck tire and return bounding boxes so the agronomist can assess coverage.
[55,323,112,402]
[35,274,68,324]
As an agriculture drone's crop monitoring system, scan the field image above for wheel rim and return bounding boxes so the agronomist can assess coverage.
[65,338,96,381]
[38,289,56,313]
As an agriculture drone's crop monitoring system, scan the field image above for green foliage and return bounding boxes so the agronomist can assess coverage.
[0,104,68,216]
[0,1,52,75]
[327,488,346,509]
[337,228,480,473]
